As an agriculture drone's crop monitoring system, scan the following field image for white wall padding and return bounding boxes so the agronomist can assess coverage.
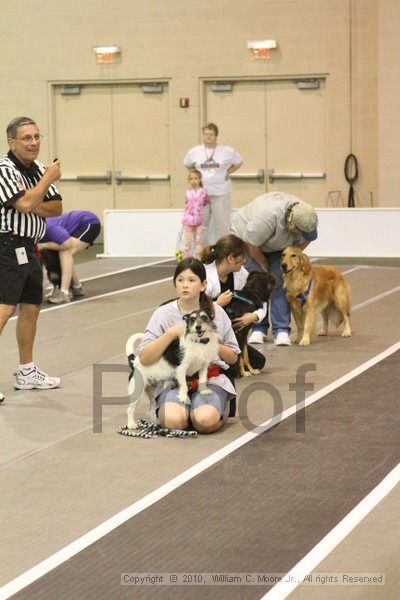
[102,208,400,258]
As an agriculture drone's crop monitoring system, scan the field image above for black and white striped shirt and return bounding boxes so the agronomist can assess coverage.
[0,151,62,242]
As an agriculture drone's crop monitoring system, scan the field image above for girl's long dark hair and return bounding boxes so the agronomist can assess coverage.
[173,258,215,319]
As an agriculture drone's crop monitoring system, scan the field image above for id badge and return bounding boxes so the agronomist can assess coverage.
[15,247,28,265]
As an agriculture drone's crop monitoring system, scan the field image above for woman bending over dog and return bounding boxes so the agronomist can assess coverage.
[201,234,267,372]
[135,258,239,434]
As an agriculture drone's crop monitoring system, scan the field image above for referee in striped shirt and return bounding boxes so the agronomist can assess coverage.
[0,116,63,402]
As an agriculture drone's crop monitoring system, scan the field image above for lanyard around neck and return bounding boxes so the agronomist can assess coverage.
[204,145,216,161]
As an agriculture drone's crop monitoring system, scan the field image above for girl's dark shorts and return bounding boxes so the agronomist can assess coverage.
[72,222,101,245]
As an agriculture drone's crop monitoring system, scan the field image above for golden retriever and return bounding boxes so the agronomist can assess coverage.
[281,246,351,346]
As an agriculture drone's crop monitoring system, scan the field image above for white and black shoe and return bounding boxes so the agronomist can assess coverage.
[14,366,61,390]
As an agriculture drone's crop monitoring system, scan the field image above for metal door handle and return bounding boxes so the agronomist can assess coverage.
[231,169,264,183]
[115,171,170,185]
[269,169,325,183]
[60,170,112,184]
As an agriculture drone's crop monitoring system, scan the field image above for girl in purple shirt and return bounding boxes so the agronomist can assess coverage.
[38,211,100,304]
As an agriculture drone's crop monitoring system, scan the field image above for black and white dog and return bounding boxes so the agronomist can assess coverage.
[126,310,219,429]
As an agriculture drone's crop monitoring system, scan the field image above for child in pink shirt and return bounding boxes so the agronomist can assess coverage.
[182,169,210,258]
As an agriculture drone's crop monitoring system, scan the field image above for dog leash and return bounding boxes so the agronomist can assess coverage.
[225,293,255,317]
[296,278,313,306]
[231,292,255,305]
[117,419,198,439]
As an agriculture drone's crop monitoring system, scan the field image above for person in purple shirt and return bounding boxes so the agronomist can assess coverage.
[38,211,101,304]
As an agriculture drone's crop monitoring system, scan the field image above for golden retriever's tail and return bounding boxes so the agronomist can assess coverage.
[331,278,351,327]
[328,306,345,328]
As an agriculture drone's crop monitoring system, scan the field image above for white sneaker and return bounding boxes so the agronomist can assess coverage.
[274,332,291,346]
[0,392,4,403]
[248,331,267,345]
[14,366,61,390]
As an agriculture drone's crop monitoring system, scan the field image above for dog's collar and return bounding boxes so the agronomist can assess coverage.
[232,292,254,306]
[296,279,312,306]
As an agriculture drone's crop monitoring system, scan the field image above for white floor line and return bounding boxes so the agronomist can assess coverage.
[83,306,158,331]
[84,280,377,336]
[45,266,369,332]
[261,462,400,600]
[5,261,400,352]
[341,266,364,275]
[9,277,172,321]
[1,305,160,357]
[79,257,174,282]
[1,340,399,600]
[351,284,400,312]
[11,263,393,325]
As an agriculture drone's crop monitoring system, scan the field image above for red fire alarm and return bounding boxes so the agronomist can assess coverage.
[180,98,190,108]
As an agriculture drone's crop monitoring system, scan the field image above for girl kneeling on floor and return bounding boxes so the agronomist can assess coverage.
[136,258,239,434]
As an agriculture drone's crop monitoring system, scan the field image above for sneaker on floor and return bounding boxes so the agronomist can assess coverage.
[70,284,84,298]
[274,332,291,346]
[47,288,71,304]
[0,391,4,403]
[14,366,61,390]
[248,331,267,345]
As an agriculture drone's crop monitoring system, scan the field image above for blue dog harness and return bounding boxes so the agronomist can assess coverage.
[296,279,313,306]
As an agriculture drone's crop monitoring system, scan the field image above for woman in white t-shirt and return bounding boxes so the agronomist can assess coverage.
[183,123,243,243]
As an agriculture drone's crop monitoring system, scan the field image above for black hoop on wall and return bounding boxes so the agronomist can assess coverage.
[344,154,358,208]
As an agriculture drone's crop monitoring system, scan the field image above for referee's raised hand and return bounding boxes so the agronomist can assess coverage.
[44,159,61,183]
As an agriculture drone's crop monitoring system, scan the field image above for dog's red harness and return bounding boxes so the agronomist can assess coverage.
[186,364,221,392]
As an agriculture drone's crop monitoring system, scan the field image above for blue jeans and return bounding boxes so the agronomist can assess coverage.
[156,383,230,416]
[245,251,291,337]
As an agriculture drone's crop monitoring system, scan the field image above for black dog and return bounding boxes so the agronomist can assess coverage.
[40,248,61,287]
[224,271,275,377]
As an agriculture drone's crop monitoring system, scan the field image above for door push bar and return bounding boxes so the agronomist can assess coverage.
[268,169,326,183]
[60,171,112,184]
[115,171,170,185]
[231,169,265,184]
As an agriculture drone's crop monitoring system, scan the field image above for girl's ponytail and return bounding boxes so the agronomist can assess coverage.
[200,244,216,264]
[201,234,248,264]
[200,290,215,320]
